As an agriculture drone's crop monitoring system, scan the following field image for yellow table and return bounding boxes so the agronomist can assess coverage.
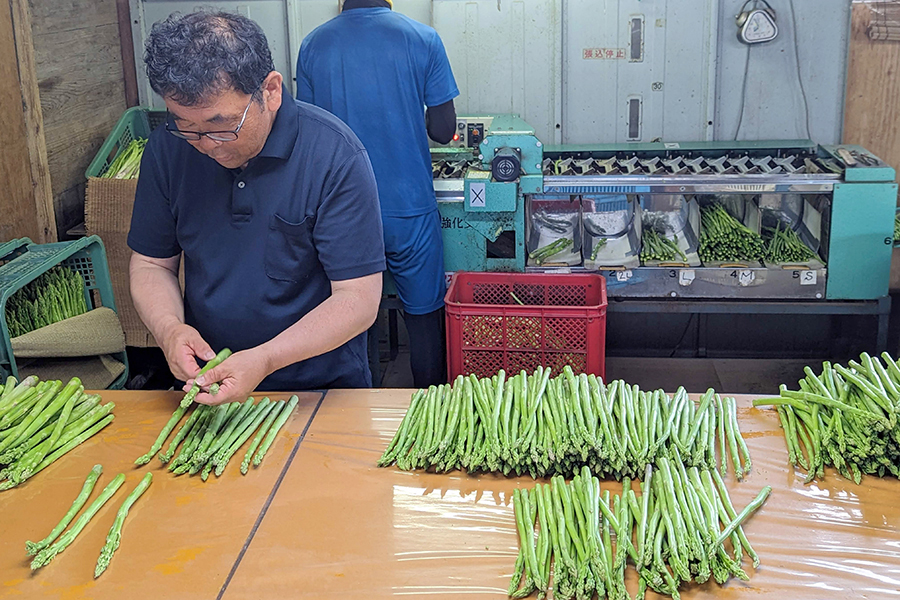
[1,389,899,599]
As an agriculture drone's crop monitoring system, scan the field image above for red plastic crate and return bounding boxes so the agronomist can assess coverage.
[445,272,607,380]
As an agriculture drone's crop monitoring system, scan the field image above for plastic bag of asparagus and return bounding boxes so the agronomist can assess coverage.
[527,196,583,267]
[0,376,114,490]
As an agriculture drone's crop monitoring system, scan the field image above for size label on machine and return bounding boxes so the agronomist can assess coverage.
[728,269,755,286]
[615,270,633,282]
[794,270,817,285]
[469,182,486,208]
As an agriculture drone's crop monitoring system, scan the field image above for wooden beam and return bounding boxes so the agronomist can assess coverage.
[8,0,56,242]
[843,4,900,178]
[0,0,37,243]
[116,0,139,107]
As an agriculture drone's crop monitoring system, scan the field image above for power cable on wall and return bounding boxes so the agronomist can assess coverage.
[788,0,813,140]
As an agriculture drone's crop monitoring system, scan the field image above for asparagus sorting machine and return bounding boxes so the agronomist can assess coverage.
[432,115,897,304]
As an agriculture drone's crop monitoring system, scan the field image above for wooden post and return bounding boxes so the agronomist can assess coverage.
[1,0,56,243]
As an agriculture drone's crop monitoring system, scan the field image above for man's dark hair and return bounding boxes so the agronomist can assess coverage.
[144,11,275,106]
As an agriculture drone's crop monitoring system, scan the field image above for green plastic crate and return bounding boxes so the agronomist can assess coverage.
[85,107,167,179]
[0,236,128,389]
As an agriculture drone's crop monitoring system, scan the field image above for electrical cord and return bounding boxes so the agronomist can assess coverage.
[733,43,752,140]
[788,0,813,140]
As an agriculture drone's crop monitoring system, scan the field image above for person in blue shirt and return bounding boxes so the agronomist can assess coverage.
[296,0,459,387]
[128,11,386,404]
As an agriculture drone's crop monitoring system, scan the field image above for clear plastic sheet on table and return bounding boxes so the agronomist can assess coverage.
[0,390,318,600]
[222,389,900,599]
[527,195,583,267]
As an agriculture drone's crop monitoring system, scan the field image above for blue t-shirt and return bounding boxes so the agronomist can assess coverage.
[127,89,386,390]
[296,7,459,217]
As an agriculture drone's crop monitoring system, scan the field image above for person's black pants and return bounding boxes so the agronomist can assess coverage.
[402,307,446,387]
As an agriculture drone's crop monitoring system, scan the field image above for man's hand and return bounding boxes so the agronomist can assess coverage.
[183,348,270,406]
[160,322,216,383]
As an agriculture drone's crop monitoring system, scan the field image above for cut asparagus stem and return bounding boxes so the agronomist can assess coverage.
[31,473,126,569]
[95,472,153,577]
[252,396,299,467]
[135,404,188,465]
[241,400,285,474]
[180,348,232,408]
[26,464,103,556]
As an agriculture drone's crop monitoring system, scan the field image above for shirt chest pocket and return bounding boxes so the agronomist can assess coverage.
[265,214,316,283]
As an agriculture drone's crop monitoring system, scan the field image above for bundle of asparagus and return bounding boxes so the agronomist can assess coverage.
[378,368,751,482]
[754,351,900,483]
[698,203,766,264]
[135,395,298,480]
[508,465,770,600]
[4,267,89,338]
[0,376,114,490]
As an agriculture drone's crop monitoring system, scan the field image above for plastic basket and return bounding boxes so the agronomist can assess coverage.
[445,272,607,380]
[0,236,128,388]
[0,238,31,268]
[85,107,167,178]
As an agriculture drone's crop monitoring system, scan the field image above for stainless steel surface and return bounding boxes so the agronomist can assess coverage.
[542,175,835,194]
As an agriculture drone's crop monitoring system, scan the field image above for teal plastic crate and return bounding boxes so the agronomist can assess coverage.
[85,107,166,178]
[0,236,128,389]
[0,238,31,268]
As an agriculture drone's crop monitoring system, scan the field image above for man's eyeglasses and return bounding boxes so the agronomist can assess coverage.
[165,92,257,142]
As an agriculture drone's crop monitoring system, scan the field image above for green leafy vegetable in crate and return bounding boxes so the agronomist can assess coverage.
[640,229,687,263]
[0,376,115,491]
[698,203,766,263]
[754,351,900,483]
[378,367,751,482]
[101,138,146,179]
[4,266,88,338]
[136,394,297,480]
[763,221,818,264]
[508,466,770,600]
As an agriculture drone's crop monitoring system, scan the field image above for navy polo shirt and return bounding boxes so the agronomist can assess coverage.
[127,89,386,390]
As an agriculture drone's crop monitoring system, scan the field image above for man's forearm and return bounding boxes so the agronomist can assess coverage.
[257,279,380,374]
[129,253,185,344]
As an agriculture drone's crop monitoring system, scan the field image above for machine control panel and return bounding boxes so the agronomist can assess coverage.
[443,117,493,149]
[466,123,484,148]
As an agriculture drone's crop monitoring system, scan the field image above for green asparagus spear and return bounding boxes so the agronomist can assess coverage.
[31,473,125,569]
[26,464,103,556]
[252,395,299,467]
[94,472,153,577]
[180,348,232,408]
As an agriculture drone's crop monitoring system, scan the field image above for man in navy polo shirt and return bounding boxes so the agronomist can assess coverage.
[296,0,459,387]
[128,11,385,403]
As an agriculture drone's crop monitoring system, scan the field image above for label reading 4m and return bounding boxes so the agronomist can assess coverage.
[731,269,755,286]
